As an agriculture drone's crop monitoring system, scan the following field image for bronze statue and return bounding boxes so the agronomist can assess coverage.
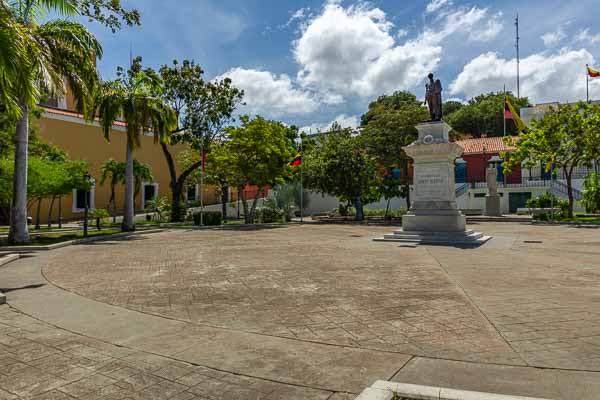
[424,73,443,121]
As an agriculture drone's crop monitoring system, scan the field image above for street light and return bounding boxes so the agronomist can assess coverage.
[83,172,91,238]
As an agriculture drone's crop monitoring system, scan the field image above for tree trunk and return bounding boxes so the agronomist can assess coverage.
[161,142,184,222]
[385,198,391,220]
[354,197,364,221]
[249,187,262,224]
[565,166,574,219]
[161,142,203,222]
[48,195,56,228]
[122,136,135,231]
[35,198,42,230]
[8,106,31,244]
[171,182,184,222]
[221,183,229,220]
[58,196,62,228]
[240,186,250,223]
[110,186,117,223]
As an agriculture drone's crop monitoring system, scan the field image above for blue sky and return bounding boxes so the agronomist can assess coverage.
[82,0,600,131]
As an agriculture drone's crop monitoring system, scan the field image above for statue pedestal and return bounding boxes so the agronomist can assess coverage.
[485,195,501,217]
[375,121,490,246]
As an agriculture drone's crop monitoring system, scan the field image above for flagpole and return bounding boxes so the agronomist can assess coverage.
[515,15,520,98]
[503,84,507,137]
[300,133,305,224]
[587,64,590,103]
[200,140,204,226]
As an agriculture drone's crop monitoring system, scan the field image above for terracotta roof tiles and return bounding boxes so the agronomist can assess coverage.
[455,136,516,155]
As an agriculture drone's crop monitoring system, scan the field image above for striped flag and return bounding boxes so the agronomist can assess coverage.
[504,99,526,132]
[588,65,600,78]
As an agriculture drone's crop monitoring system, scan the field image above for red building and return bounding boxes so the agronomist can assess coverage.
[454,136,520,185]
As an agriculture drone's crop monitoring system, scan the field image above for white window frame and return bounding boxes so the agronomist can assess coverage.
[72,179,96,213]
[140,182,159,208]
[187,184,199,202]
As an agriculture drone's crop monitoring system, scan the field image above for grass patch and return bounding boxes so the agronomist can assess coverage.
[0,228,121,247]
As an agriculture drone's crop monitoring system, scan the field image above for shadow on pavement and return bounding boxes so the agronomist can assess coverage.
[1,283,46,293]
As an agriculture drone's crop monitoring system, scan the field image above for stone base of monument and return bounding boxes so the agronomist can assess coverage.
[375,120,491,246]
[485,194,502,216]
[374,228,491,245]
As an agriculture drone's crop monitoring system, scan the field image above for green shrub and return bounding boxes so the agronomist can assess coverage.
[536,213,549,221]
[338,203,350,216]
[255,207,283,223]
[582,173,600,213]
[193,211,222,226]
[363,208,407,218]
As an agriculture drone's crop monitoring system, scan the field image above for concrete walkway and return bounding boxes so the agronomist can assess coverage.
[1,224,600,399]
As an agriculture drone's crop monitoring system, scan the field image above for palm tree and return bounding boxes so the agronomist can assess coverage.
[99,158,153,223]
[99,158,124,223]
[94,57,176,232]
[133,160,153,201]
[4,0,101,244]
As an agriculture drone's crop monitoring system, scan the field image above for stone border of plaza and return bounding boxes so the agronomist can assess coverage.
[0,228,165,253]
[355,381,552,400]
[532,220,600,226]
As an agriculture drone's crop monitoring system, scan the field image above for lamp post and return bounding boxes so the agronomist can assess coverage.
[83,172,91,238]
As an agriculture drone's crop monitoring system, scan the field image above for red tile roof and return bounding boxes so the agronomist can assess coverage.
[455,136,516,155]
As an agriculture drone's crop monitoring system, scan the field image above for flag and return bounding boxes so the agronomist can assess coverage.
[588,66,600,78]
[504,99,526,132]
[289,153,302,167]
[201,149,207,172]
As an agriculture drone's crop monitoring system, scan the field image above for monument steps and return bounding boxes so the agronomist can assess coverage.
[375,229,491,245]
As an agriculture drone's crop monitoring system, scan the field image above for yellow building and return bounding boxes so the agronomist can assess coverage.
[30,105,219,224]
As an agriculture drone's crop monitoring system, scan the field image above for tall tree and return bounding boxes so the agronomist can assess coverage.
[75,0,140,32]
[158,59,243,221]
[504,102,600,218]
[4,0,102,244]
[303,124,380,221]
[222,116,294,223]
[93,57,176,231]
[447,92,530,138]
[360,91,428,210]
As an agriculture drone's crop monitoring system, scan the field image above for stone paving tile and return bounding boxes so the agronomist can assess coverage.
[42,225,523,365]
[0,305,333,400]
[428,222,600,371]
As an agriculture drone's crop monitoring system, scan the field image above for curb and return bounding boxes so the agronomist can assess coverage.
[532,221,600,226]
[355,381,552,400]
[157,222,293,230]
[0,254,18,304]
[0,229,165,253]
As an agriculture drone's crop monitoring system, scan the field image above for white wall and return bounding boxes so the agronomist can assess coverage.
[305,191,409,215]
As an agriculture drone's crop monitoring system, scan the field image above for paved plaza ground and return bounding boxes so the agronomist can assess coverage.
[1,222,600,399]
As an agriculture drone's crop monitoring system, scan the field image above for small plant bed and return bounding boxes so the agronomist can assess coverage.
[391,394,418,400]
[0,228,121,247]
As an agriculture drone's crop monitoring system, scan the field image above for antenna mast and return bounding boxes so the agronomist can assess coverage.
[515,14,520,98]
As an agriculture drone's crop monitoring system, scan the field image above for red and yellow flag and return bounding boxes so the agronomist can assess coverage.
[504,99,526,132]
[588,66,600,78]
[289,153,302,167]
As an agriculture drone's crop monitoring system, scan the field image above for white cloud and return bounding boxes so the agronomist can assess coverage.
[575,28,600,45]
[294,2,442,99]
[216,68,319,118]
[450,49,598,103]
[426,0,453,14]
[300,114,360,134]
[471,13,504,42]
[541,25,567,46]
[420,7,489,44]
